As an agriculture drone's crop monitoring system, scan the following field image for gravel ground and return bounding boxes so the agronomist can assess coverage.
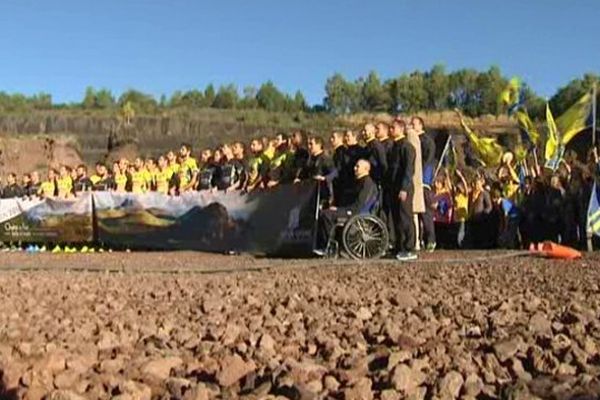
[0,251,599,400]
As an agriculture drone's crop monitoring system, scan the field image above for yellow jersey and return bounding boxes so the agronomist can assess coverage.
[166,162,180,179]
[155,169,170,194]
[114,173,128,192]
[143,169,154,189]
[39,181,56,198]
[181,157,198,181]
[130,170,146,194]
[454,193,469,222]
[57,177,73,198]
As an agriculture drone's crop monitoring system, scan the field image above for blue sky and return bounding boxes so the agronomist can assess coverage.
[0,0,598,105]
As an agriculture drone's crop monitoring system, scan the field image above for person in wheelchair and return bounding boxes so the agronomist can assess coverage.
[313,159,378,256]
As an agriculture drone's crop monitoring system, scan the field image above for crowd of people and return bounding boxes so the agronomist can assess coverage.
[1,115,599,258]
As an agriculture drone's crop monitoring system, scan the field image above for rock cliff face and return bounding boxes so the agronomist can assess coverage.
[0,110,522,168]
[0,135,83,176]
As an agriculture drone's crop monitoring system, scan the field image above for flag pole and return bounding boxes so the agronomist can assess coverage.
[434,134,452,178]
[590,83,598,251]
[593,82,597,148]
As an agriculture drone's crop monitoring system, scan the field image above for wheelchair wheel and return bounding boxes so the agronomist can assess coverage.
[342,215,389,260]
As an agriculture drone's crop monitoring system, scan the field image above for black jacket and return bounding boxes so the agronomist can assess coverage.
[387,138,416,193]
[420,132,436,186]
[300,152,334,180]
[348,175,378,214]
[381,138,394,154]
[1,184,23,199]
[342,144,364,180]
[74,177,93,192]
[364,139,388,184]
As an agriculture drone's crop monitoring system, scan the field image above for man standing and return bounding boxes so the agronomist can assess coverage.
[389,119,417,261]
[290,131,310,180]
[329,131,345,206]
[298,136,335,205]
[74,164,93,192]
[245,139,265,191]
[376,121,393,153]
[340,130,363,206]
[1,173,23,198]
[180,143,199,191]
[361,123,388,185]
[412,116,436,252]
[314,159,378,256]
[24,171,42,198]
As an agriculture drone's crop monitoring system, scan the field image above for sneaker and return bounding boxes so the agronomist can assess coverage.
[64,246,77,254]
[51,245,62,253]
[25,245,36,253]
[80,246,89,253]
[313,248,327,257]
[425,242,437,253]
[396,252,418,262]
[39,246,47,253]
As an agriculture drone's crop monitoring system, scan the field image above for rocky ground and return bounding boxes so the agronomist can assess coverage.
[0,251,599,400]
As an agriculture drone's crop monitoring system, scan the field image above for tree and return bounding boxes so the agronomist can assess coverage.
[549,73,599,116]
[239,86,258,109]
[83,87,96,109]
[180,89,205,108]
[292,91,308,112]
[256,81,287,112]
[31,92,52,109]
[359,71,390,112]
[118,90,158,113]
[169,91,184,108]
[82,87,114,109]
[425,64,449,110]
[212,84,239,109]
[476,66,507,115]
[204,84,216,107]
[389,72,428,113]
[95,89,115,109]
[521,84,545,119]
[120,101,135,125]
[324,73,359,114]
[448,69,480,116]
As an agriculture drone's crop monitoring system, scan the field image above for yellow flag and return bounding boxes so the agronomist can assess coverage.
[457,111,504,167]
[515,109,540,145]
[557,91,594,145]
[498,77,521,110]
[545,103,560,163]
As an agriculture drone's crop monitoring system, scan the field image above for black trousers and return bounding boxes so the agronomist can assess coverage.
[382,190,396,245]
[391,192,415,252]
[317,208,353,249]
[420,187,436,245]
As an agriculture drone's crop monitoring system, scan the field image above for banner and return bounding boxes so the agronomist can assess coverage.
[0,193,93,243]
[93,182,318,256]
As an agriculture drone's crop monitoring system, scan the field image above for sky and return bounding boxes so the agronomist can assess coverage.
[0,0,598,105]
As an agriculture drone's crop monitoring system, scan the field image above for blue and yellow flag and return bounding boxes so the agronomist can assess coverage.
[557,90,594,145]
[544,103,563,170]
[457,111,504,167]
[515,109,540,147]
[587,182,600,237]
[498,77,522,114]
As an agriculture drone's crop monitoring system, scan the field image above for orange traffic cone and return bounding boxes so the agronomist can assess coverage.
[539,241,582,260]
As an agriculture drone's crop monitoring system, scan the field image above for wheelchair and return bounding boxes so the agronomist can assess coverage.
[322,192,390,260]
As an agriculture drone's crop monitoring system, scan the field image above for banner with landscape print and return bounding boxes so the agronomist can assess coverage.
[0,193,93,243]
[93,182,319,255]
